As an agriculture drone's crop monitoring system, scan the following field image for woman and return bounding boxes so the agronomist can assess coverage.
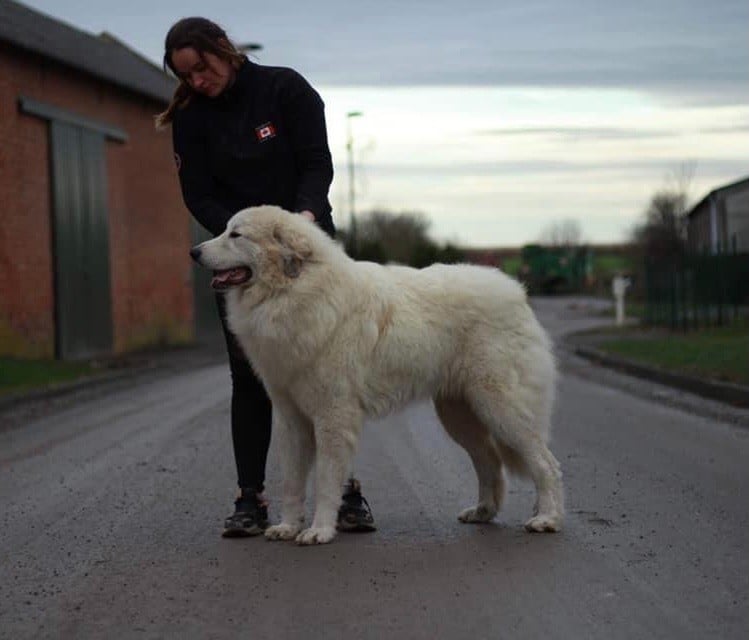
[157,17,375,537]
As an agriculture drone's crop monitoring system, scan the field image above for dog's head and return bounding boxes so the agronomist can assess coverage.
[190,205,313,298]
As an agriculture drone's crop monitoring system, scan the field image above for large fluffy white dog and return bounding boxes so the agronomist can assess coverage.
[191,205,564,545]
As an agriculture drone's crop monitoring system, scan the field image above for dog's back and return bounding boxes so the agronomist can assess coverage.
[342,261,555,422]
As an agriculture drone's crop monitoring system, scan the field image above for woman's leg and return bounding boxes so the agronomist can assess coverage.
[216,294,273,536]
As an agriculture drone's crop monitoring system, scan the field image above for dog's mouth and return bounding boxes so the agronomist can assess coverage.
[211,267,253,290]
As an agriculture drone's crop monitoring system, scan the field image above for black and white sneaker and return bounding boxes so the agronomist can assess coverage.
[337,478,376,532]
[222,488,269,538]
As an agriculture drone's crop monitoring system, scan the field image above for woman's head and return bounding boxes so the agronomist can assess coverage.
[163,17,244,97]
[155,17,245,127]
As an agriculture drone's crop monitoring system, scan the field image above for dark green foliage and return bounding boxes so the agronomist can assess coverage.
[343,209,465,267]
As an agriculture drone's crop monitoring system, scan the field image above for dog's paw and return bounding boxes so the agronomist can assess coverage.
[458,505,496,523]
[295,526,337,545]
[265,523,302,541]
[524,514,562,533]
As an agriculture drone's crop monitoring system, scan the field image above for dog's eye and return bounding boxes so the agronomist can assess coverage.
[229,231,241,239]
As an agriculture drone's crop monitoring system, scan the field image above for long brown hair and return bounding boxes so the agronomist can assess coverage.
[155,17,245,129]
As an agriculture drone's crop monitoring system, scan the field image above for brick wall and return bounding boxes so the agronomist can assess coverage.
[0,43,194,358]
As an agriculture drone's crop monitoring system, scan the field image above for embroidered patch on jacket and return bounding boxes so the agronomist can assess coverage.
[255,122,277,142]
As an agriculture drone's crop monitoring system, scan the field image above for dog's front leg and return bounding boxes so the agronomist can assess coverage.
[296,409,362,546]
[265,398,314,541]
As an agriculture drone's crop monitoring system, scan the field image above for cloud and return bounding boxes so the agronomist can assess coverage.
[354,158,749,178]
[18,0,749,106]
[476,127,677,141]
[253,1,749,106]
[699,124,749,134]
[281,43,748,106]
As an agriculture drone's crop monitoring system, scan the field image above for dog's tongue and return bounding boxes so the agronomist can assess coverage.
[211,268,251,289]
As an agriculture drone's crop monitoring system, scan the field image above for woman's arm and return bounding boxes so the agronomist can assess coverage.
[172,109,234,236]
[281,72,335,229]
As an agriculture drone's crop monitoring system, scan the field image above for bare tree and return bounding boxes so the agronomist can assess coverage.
[631,163,694,261]
[538,219,583,247]
[665,161,696,203]
[631,190,688,260]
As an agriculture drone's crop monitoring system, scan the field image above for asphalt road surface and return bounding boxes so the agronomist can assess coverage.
[1,297,748,639]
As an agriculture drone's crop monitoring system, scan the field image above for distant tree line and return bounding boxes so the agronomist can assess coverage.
[340,209,465,267]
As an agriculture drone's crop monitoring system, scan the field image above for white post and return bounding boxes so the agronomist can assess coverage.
[612,276,631,327]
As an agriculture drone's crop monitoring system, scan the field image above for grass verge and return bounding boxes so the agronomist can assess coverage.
[0,358,98,397]
[595,321,749,385]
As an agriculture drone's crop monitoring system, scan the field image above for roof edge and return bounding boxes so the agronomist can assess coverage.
[687,175,749,217]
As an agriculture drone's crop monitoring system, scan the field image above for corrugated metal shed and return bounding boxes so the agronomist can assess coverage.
[687,176,749,219]
[0,0,175,103]
[687,175,749,253]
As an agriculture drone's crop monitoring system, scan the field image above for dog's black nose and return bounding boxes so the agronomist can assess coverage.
[190,247,202,262]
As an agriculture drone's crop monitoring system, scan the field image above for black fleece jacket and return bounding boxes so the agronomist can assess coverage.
[172,59,335,237]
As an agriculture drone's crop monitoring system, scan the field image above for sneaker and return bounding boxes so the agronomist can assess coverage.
[337,478,376,532]
[222,488,269,538]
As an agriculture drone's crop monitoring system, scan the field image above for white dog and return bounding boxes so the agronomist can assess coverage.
[191,205,564,545]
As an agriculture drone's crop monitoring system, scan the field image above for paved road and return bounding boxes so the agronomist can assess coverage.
[1,297,748,639]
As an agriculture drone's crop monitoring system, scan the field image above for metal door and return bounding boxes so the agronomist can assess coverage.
[191,219,221,340]
[50,121,113,360]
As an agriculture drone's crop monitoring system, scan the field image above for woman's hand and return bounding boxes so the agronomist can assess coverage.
[299,210,315,222]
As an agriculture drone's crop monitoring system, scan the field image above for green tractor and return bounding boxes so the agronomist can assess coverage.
[519,244,593,294]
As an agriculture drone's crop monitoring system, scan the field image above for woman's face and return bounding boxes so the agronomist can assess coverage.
[170,47,234,97]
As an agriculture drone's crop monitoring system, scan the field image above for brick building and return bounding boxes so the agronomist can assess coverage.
[0,0,204,360]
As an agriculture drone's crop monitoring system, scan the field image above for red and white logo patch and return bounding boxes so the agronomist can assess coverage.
[255,122,277,142]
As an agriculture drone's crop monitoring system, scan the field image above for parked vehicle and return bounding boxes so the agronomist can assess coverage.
[519,244,593,294]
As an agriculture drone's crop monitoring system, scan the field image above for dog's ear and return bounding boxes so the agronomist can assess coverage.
[273,223,312,278]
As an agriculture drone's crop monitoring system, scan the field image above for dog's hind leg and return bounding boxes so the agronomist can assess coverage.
[466,384,564,533]
[295,406,364,546]
[434,396,505,524]
[265,396,315,541]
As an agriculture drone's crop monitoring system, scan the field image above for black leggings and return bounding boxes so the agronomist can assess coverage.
[216,293,272,493]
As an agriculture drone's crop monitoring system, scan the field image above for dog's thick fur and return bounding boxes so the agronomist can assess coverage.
[192,205,564,545]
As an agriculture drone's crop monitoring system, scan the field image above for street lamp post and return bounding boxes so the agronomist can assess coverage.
[237,43,263,53]
[346,111,363,254]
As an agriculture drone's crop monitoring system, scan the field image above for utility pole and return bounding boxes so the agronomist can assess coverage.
[346,111,363,254]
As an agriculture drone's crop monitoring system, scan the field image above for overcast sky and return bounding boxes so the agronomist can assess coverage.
[18,0,749,246]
